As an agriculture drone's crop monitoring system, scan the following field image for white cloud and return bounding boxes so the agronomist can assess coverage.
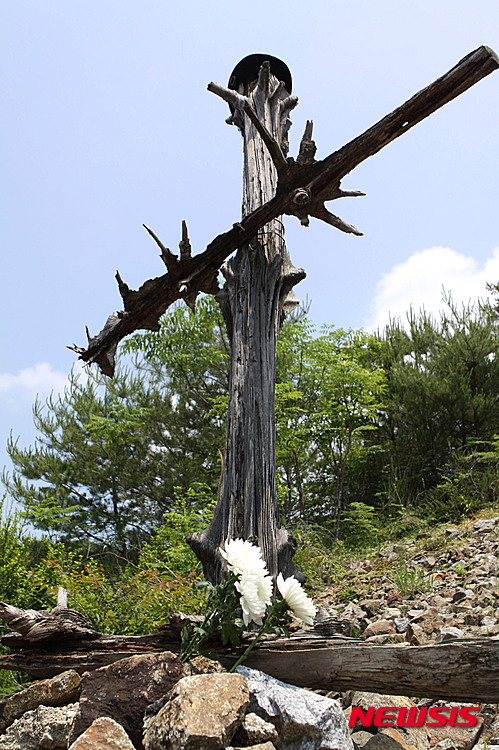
[365,246,499,330]
[0,362,72,403]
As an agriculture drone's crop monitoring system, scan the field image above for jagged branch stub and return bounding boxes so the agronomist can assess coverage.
[70,45,499,376]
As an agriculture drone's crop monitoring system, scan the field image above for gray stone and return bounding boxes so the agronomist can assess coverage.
[435,626,465,642]
[351,730,376,748]
[473,518,498,532]
[426,704,484,750]
[0,703,78,750]
[362,733,409,749]
[68,716,135,749]
[231,712,278,746]
[394,617,410,633]
[237,666,354,750]
[143,672,249,750]
[361,600,385,617]
[3,669,81,726]
[405,621,428,645]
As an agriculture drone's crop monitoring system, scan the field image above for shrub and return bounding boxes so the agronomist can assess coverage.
[341,502,380,549]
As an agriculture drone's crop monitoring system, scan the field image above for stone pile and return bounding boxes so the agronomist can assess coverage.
[0,517,497,749]
[0,658,353,749]
[316,516,499,646]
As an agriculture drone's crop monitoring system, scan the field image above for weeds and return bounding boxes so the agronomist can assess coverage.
[391,564,431,597]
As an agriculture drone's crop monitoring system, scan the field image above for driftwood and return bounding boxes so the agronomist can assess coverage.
[0,630,497,703]
[70,45,499,378]
[1,604,497,702]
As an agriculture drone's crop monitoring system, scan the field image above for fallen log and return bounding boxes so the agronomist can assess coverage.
[0,628,497,703]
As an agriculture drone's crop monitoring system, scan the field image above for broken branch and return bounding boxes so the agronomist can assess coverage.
[208,81,288,173]
[71,46,499,376]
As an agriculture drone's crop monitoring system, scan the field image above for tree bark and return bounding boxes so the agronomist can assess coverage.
[188,62,306,583]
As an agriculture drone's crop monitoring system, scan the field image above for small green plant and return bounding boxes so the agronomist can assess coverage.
[335,587,359,603]
[423,438,499,523]
[391,564,431,597]
[341,502,380,549]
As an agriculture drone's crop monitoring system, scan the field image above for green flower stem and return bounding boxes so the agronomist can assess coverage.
[228,600,287,673]
[180,605,219,662]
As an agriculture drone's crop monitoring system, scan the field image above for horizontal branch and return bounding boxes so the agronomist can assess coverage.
[70,46,499,376]
[0,626,497,702]
[307,45,499,197]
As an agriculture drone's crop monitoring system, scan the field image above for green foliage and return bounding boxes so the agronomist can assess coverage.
[138,484,215,579]
[276,321,386,528]
[376,297,499,508]
[291,522,345,591]
[4,300,227,560]
[423,436,499,522]
[3,289,498,579]
[45,550,204,635]
[341,501,380,549]
[391,564,431,597]
[0,497,56,697]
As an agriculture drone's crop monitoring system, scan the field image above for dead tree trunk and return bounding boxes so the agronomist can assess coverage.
[188,59,306,583]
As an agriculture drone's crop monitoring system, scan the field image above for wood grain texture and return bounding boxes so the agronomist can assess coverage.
[1,629,497,702]
[187,61,305,583]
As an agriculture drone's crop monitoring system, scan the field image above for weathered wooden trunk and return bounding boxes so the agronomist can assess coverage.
[188,61,305,583]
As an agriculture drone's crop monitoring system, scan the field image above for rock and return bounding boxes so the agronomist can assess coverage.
[363,620,396,638]
[394,617,410,633]
[362,600,385,617]
[425,703,484,750]
[0,703,78,750]
[473,518,499,532]
[0,697,8,734]
[435,627,465,643]
[231,712,278,746]
[380,727,422,749]
[365,633,406,644]
[405,622,428,645]
[386,594,403,606]
[2,669,81,726]
[68,651,186,749]
[362,733,414,749]
[186,655,225,674]
[351,730,377,748]
[428,595,448,609]
[238,666,354,750]
[228,744,276,750]
[143,672,249,750]
[349,692,428,750]
[68,716,135,749]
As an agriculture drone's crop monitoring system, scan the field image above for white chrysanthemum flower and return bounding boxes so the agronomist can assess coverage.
[221,538,269,577]
[276,573,317,625]
[235,570,273,626]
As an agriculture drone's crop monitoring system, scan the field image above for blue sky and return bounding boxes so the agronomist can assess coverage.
[2,1,499,478]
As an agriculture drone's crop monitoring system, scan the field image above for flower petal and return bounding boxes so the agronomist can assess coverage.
[277,574,316,625]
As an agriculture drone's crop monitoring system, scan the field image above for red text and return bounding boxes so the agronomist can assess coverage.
[348,706,480,728]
